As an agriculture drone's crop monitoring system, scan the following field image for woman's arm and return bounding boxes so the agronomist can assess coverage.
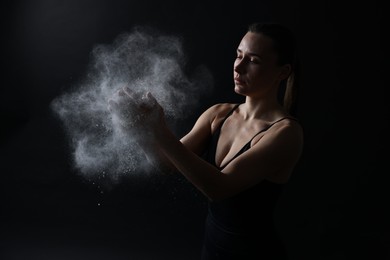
[155,119,303,201]
[108,88,303,201]
[131,102,223,174]
[138,103,233,174]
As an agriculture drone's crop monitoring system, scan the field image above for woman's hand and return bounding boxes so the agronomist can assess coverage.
[108,86,165,140]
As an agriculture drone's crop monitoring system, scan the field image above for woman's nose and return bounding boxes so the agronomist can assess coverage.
[234,60,245,73]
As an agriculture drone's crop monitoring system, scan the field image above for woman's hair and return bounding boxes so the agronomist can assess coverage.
[248,22,300,116]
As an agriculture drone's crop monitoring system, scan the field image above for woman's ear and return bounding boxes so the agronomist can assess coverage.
[279,64,292,81]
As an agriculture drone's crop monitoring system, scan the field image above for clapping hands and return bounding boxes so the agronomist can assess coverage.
[108,86,164,139]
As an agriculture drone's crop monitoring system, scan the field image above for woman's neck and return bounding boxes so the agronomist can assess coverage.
[241,96,287,121]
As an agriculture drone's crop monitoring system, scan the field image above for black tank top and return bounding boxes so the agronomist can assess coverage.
[202,103,295,233]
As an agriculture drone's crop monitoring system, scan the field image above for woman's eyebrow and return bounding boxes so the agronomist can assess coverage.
[236,49,262,59]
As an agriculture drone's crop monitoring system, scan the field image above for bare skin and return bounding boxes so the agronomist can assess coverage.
[108,31,304,202]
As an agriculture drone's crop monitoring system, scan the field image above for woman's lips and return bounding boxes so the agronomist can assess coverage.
[234,78,245,85]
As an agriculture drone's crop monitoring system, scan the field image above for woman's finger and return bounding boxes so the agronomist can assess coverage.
[114,89,137,109]
[146,92,157,105]
[138,91,157,109]
[108,99,119,112]
[123,86,138,100]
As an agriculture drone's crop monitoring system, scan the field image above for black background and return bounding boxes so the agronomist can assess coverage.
[0,0,388,259]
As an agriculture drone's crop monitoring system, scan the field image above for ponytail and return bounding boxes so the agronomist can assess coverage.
[283,57,300,117]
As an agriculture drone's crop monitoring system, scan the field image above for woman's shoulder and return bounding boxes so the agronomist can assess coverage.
[264,115,304,150]
[203,103,240,132]
[205,102,240,116]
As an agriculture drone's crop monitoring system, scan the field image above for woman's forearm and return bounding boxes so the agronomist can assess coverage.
[136,138,177,174]
[156,126,226,201]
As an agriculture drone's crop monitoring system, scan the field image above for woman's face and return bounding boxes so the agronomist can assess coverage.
[233,32,285,98]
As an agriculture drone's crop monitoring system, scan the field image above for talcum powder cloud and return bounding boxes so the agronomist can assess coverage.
[51,25,214,182]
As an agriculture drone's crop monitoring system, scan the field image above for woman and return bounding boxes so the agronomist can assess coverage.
[109,22,304,259]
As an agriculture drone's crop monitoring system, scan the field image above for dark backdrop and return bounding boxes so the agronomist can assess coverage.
[0,0,387,259]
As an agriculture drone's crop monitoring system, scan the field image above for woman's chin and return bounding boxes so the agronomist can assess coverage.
[234,85,245,95]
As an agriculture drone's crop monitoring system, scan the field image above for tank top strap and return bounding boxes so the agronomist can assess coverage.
[218,116,295,170]
[206,104,240,169]
[216,103,241,131]
[214,103,241,136]
[248,116,297,144]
